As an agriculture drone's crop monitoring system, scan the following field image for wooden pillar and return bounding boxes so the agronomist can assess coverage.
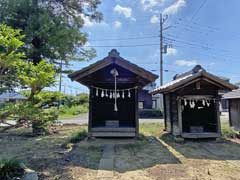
[216,98,221,135]
[163,94,167,131]
[135,88,139,137]
[169,94,173,134]
[88,87,93,137]
[178,98,183,135]
[229,99,232,127]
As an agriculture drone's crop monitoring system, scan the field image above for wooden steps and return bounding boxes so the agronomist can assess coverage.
[90,127,136,137]
[182,132,220,138]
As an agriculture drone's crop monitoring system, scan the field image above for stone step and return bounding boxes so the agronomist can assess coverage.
[92,132,136,137]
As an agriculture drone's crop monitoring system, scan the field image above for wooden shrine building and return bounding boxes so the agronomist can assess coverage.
[152,65,237,138]
[69,49,158,137]
[223,89,240,131]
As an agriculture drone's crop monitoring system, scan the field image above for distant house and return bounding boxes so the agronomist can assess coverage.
[138,83,163,118]
[217,77,231,112]
[152,65,237,139]
[138,82,162,110]
[0,92,26,104]
[223,89,240,131]
[138,89,152,109]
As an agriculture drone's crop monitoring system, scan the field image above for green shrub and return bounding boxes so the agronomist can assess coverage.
[63,93,89,107]
[222,123,238,138]
[59,104,88,118]
[32,107,59,135]
[69,129,87,143]
[62,129,87,149]
[11,102,58,135]
[0,159,24,180]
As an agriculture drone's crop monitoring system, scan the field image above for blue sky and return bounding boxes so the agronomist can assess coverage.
[58,0,240,95]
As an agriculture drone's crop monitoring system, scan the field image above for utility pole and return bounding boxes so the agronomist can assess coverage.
[59,59,63,93]
[58,59,63,111]
[159,13,169,131]
[160,13,163,86]
[159,13,169,86]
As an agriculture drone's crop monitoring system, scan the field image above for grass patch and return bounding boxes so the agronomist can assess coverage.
[69,129,87,143]
[140,122,165,137]
[140,121,240,140]
[63,128,88,149]
[59,105,88,119]
[0,158,24,180]
[222,122,239,138]
[138,133,149,143]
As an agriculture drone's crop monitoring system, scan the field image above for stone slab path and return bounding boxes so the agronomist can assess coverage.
[96,144,115,179]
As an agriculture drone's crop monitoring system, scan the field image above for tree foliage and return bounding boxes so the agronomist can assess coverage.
[14,60,56,100]
[0,159,24,180]
[0,24,58,134]
[0,24,25,93]
[0,0,102,64]
[63,93,89,107]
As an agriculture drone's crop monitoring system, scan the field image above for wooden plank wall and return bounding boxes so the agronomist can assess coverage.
[88,87,93,137]
[135,88,139,137]
[171,94,180,136]
[165,94,172,132]
[229,99,240,130]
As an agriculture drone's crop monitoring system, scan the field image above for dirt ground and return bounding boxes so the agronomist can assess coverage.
[112,135,240,180]
[0,125,103,180]
[1,122,240,180]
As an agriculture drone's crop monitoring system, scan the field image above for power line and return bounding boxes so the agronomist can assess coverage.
[190,0,208,21]
[164,35,240,59]
[164,33,214,46]
[85,39,240,64]
[171,42,240,61]
[89,35,159,41]
[173,19,240,41]
[172,0,208,40]
[176,18,219,31]
[171,25,212,35]
[86,43,160,48]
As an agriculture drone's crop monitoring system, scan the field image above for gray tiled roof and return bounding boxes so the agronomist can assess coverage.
[223,89,240,99]
[151,65,237,94]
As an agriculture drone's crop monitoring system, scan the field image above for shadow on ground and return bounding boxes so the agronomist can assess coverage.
[2,125,240,179]
[113,136,181,173]
[0,126,103,180]
[27,144,103,179]
[160,133,240,161]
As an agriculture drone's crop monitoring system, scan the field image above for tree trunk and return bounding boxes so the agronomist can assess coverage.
[32,121,47,135]
[31,37,42,64]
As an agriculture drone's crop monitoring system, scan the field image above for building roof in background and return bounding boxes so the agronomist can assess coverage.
[151,65,238,94]
[0,92,27,100]
[223,89,240,99]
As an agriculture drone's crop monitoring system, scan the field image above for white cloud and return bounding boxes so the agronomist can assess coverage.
[163,0,186,15]
[141,0,166,11]
[114,5,132,18]
[150,15,159,23]
[81,15,108,27]
[175,60,197,67]
[81,15,94,27]
[113,20,122,28]
[84,41,91,47]
[166,47,177,56]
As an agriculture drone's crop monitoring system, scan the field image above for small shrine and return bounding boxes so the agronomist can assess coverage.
[152,65,237,138]
[69,49,158,137]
